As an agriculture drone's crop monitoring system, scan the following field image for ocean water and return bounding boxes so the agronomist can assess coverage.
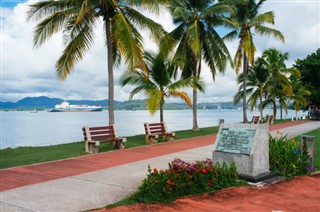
[1,109,298,149]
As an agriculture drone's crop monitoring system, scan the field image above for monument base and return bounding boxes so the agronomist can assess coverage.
[238,172,277,183]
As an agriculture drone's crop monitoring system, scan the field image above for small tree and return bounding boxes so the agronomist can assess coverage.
[121,51,204,122]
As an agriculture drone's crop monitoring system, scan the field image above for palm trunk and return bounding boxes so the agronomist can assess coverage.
[160,102,164,122]
[259,95,263,120]
[160,90,164,122]
[242,54,248,123]
[280,104,283,120]
[192,61,200,131]
[272,99,277,121]
[105,14,114,125]
[192,88,199,131]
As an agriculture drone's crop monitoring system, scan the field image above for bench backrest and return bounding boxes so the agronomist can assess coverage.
[251,116,260,124]
[82,125,117,142]
[144,122,167,135]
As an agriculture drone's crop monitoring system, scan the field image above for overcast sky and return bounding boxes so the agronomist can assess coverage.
[1,0,319,103]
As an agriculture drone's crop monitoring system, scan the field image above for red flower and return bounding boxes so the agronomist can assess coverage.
[201,169,207,174]
[153,168,158,174]
[166,180,174,185]
[208,182,212,186]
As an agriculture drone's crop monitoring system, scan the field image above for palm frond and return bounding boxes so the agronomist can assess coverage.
[168,91,192,107]
[186,20,201,59]
[254,25,285,42]
[123,7,166,43]
[56,23,94,80]
[146,90,162,114]
[111,12,144,69]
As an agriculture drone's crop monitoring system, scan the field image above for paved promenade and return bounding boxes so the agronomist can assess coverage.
[0,121,319,211]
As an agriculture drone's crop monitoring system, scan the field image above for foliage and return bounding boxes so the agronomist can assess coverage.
[233,57,269,119]
[262,48,292,120]
[27,0,166,125]
[223,0,284,123]
[294,48,320,102]
[131,159,244,204]
[269,134,314,177]
[121,51,204,122]
[163,0,233,130]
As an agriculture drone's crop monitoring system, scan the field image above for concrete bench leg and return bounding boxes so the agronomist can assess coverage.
[88,143,98,154]
[146,135,157,144]
[113,141,125,149]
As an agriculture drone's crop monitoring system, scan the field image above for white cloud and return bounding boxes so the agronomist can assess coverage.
[1,0,319,103]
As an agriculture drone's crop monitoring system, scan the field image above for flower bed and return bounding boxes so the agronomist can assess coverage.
[131,158,245,204]
[269,134,314,177]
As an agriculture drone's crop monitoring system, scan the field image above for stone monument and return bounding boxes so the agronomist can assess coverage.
[212,123,275,182]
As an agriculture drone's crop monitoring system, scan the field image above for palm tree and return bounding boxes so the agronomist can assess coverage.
[161,0,233,131]
[121,51,204,122]
[223,0,284,123]
[27,0,166,125]
[290,78,311,116]
[261,48,292,120]
[234,57,268,119]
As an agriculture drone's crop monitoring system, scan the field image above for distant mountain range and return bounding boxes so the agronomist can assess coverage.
[0,96,242,111]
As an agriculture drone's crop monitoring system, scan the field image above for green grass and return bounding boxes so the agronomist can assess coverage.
[0,119,316,170]
[0,126,219,169]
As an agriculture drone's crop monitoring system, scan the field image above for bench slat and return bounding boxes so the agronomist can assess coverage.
[82,125,126,153]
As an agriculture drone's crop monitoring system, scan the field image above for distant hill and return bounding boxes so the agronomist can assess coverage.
[0,96,240,111]
[1,96,118,110]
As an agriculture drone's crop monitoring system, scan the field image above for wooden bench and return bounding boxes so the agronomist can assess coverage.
[251,116,260,124]
[266,115,274,125]
[144,122,175,144]
[82,125,126,153]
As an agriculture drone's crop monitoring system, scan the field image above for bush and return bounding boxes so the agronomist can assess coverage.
[269,135,314,177]
[131,158,244,204]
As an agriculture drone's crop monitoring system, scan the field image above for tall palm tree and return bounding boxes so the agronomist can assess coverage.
[262,48,292,120]
[234,57,268,119]
[223,0,284,123]
[27,0,166,125]
[121,51,204,122]
[161,0,233,131]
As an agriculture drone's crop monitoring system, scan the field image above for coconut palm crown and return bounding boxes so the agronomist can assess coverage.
[121,51,204,122]
[27,0,166,125]
[161,0,234,131]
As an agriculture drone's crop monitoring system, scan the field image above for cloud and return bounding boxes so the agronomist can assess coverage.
[1,0,319,103]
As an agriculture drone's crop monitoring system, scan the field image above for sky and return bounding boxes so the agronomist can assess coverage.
[1,0,320,103]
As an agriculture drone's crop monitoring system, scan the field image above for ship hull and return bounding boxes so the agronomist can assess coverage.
[48,108,102,112]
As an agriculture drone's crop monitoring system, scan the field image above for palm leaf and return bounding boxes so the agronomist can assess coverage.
[56,22,94,80]
[146,90,162,114]
[168,91,192,107]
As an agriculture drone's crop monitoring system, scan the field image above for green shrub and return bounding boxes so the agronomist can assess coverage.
[131,159,244,204]
[269,135,314,177]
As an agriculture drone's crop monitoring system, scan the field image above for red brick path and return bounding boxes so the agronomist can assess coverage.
[0,120,308,192]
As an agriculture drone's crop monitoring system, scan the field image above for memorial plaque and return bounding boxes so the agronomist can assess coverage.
[216,128,256,155]
[213,123,272,182]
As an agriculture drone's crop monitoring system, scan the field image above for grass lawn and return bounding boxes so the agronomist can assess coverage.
[0,119,318,170]
[0,126,219,169]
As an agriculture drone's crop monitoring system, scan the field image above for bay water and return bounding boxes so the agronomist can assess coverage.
[1,109,298,149]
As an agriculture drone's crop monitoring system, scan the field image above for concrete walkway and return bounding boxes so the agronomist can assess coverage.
[1,121,319,212]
